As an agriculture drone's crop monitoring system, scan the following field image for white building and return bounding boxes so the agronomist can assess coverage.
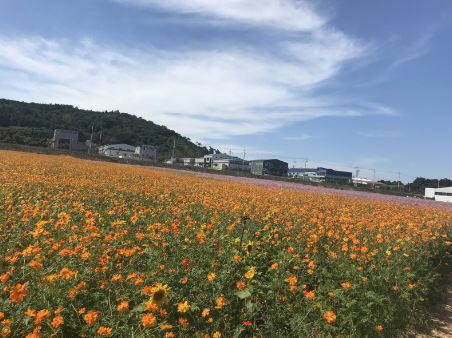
[211,158,250,171]
[425,187,452,203]
[99,144,156,160]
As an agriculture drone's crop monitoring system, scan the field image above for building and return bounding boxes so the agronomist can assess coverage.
[49,129,88,151]
[318,167,353,182]
[98,144,136,158]
[203,153,237,167]
[194,157,205,167]
[211,158,250,171]
[352,177,385,186]
[425,187,452,203]
[99,144,157,160]
[249,159,288,177]
[288,167,352,183]
[288,168,323,180]
[135,145,157,160]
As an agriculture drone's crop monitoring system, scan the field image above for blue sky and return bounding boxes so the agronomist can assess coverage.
[0,0,451,181]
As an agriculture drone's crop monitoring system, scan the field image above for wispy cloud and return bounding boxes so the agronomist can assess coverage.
[114,0,326,31]
[357,130,403,138]
[283,134,312,141]
[0,0,395,141]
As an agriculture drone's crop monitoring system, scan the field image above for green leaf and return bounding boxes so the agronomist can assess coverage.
[235,288,252,299]
[131,303,147,313]
[233,326,245,338]
[245,301,257,314]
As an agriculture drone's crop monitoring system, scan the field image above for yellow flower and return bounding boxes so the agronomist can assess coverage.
[244,241,254,255]
[149,283,170,306]
[215,296,226,309]
[207,272,216,282]
[201,308,210,317]
[245,267,256,279]
[177,301,190,313]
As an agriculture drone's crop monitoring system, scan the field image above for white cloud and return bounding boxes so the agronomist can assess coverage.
[115,0,326,31]
[0,1,395,141]
[0,33,378,140]
[283,134,312,141]
[357,130,403,138]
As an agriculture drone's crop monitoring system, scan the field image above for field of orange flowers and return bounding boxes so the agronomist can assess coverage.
[0,150,451,337]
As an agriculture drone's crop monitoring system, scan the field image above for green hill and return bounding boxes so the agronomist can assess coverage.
[0,98,212,160]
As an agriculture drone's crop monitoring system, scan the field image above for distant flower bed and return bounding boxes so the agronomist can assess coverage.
[0,150,450,337]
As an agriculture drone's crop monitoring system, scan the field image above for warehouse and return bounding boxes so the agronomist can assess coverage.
[249,159,288,177]
[425,187,452,203]
[288,167,352,183]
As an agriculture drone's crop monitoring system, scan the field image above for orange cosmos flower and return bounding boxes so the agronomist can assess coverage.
[54,307,64,315]
[83,310,99,325]
[245,267,256,279]
[117,301,129,312]
[215,296,226,309]
[236,280,246,290]
[207,272,216,282]
[305,291,315,300]
[201,308,210,317]
[146,301,159,312]
[9,283,27,303]
[160,323,173,330]
[142,313,156,327]
[34,309,50,324]
[178,317,189,327]
[97,327,112,336]
[1,327,11,337]
[51,316,64,328]
[341,282,352,289]
[324,310,336,324]
[25,308,36,317]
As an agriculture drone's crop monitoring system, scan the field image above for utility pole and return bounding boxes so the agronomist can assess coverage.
[99,129,103,146]
[89,124,94,154]
[172,138,176,159]
[354,167,360,178]
[372,169,376,181]
[229,149,232,156]
[242,148,246,166]
[293,160,297,169]
[397,172,401,190]
[304,158,308,168]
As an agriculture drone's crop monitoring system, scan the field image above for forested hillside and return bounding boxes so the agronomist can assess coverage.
[0,99,212,160]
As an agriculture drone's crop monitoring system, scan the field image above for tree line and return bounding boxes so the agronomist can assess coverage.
[0,98,212,160]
